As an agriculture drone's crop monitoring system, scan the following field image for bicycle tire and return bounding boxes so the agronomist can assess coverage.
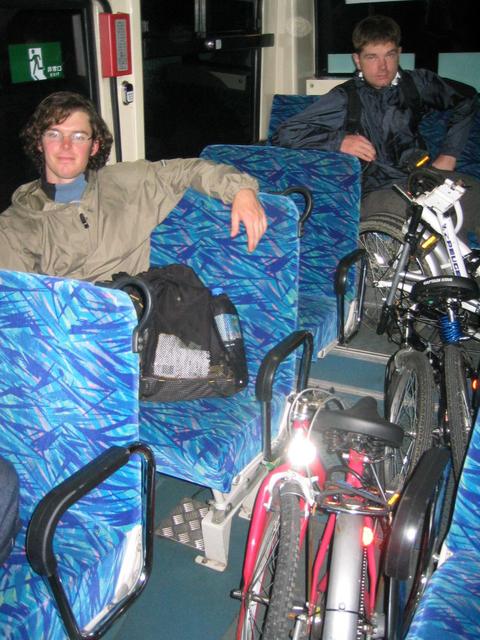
[384,349,435,493]
[359,214,435,332]
[444,343,474,480]
[237,481,302,639]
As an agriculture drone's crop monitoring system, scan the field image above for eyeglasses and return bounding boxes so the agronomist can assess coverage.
[42,129,93,145]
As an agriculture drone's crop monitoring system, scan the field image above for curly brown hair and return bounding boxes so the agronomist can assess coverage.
[20,91,113,172]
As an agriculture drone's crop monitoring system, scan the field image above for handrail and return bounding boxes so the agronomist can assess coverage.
[26,443,156,640]
[256,330,313,461]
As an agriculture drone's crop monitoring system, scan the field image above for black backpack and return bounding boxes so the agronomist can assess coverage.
[104,264,249,402]
[0,456,20,565]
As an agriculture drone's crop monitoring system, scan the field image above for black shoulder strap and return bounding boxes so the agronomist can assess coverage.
[399,70,423,127]
[342,72,423,134]
[341,78,362,135]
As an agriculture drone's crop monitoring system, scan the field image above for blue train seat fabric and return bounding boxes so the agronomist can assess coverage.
[267,94,319,143]
[419,109,480,180]
[406,411,480,638]
[0,271,143,639]
[140,189,300,493]
[200,144,361,356]
[267,93,480,180]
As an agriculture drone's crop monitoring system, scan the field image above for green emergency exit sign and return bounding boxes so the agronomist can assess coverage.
[8,42,64,84]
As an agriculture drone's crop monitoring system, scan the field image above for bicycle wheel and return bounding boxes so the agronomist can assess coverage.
[237,481,302,640]
[384,349,435,493]
[359,214,435,332]
[444,343,475,480]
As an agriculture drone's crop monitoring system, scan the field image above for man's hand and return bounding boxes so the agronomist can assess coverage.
[431,154,457,171]
[340,134,377,163]
[231,189,268,252]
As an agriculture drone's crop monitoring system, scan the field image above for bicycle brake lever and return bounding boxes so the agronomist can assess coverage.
[392,183,415,205]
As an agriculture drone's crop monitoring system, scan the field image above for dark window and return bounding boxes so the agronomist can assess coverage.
[141,0,263,160]
[315,0,479,75]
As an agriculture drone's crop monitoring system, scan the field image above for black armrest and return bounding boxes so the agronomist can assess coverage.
[256,330,313,461]
[335,247,367,345]
[97,277,153,353]
[26,443,156,640]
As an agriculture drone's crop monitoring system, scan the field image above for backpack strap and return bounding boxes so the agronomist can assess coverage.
[399,69,423,128]
[341,78,362,135]
[342,70,423,134]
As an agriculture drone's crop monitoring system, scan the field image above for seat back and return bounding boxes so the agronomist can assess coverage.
[267,93,317,142]
[419,108,480,180]
[140,188,300,492]
[200,144,361,355]
[0,271,142,639]
[443,409,480,553]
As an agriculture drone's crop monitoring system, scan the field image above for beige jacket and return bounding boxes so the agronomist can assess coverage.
[0,158,259,281]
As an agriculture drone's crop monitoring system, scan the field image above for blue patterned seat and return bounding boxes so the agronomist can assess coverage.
[200,144,362,356]
[143,189,299,490]
[406,411,480,638]
[0,272,150,639]
[267,93,480,180]
[419,109,480,180]
[267,94,318,143]
[141,188,302,568]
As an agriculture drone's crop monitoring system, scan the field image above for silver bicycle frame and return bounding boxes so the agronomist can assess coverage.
[415,178,469,278]
[322,514,365,640]
[382,179,476,312]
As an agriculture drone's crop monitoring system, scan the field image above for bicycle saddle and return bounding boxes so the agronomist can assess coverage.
[312,396,404,448]
[411,275,480,305]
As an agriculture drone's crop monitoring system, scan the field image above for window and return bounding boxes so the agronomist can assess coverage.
[315,0,479,75]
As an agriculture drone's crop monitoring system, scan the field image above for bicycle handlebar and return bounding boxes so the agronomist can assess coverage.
[396,176,466,236]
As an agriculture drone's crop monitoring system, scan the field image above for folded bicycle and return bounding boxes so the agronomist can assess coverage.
[359,169,480,335]
[358,169,479,479]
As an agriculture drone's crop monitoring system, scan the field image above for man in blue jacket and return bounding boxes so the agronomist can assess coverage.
[273,15,479,240]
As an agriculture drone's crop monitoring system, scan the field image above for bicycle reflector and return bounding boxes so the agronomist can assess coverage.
[362,525,374,547]
[420,234,439,252]
[414,154,430,169]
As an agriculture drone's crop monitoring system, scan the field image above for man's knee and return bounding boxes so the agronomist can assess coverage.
[360,189,409,221]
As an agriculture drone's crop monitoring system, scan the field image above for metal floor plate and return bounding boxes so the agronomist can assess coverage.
[155,496,209,551]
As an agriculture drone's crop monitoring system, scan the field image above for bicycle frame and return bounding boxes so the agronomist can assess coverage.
[378,179,479,334]
[414,179,469,278]
[377,179,470,291]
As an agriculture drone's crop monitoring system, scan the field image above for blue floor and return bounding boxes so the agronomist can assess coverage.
[107,475,249,640]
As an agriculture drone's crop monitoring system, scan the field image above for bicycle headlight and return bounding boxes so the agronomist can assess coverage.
[287,430,317,467]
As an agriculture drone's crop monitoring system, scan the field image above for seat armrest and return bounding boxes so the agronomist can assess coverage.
[335,248,367,345]
[26,443,156,640]
[256,330,313,461]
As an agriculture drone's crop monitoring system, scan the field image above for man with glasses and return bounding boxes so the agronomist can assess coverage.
[0,91,267,280]
[272,15,479,241]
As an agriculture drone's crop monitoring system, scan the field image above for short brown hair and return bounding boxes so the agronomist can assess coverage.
[352,15,401,53]
[20,91,113,172]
